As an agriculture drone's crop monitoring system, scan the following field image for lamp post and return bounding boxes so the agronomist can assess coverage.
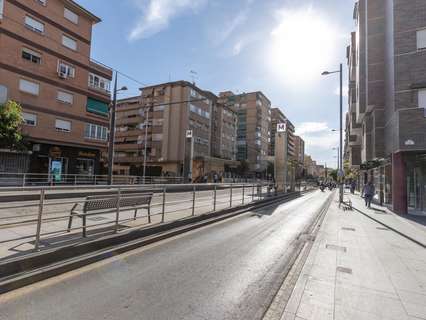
[107,71,127,185]
[322,63,344,203]
[333,147,340,171]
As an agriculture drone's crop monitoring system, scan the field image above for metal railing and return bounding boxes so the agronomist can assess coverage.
[0,183,315,254]
[0,173,272,187]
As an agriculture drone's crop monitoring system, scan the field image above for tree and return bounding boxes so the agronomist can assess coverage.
[329,169,338,182]
[0,100,26,150]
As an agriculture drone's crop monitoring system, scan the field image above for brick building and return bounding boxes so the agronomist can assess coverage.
[347,0,426,214]
[115,81,238,179]
[0,0,112,178]
[219,91,271,174]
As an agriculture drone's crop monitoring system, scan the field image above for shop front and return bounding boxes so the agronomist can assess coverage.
[406,153,426,215]
[28,143,101,182]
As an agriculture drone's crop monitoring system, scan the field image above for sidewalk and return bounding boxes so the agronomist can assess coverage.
[347,192,426,247]
[282,192,426,320]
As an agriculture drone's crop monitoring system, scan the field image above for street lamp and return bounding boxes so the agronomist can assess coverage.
[322,63,343,204]
[107,71,127,185]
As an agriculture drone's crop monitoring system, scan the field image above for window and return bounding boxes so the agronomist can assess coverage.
[25,16,44,33]
[57,91,73,104]
[62,35,77,50]
[0,85,7,104]
[23,112,37,126]
[55,119,71,132]
[153,105,165,111]
[64,8,78,24]
[84,123,108,141]
[190,89,197,98]
[88,73,110,92]
[57,61,75,78]
[419,89,426,109]
[19,79,39,95]
[417,29,426,50]
[0,0,4,19]
[152,134,163,141]
[22,48,41,64]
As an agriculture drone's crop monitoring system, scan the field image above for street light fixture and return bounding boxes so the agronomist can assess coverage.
[107,72,128,185]
[322,63,344,204]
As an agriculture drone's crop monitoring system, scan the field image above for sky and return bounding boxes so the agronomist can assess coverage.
[77,0,357,169]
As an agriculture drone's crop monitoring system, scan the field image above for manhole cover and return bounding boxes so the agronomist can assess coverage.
[342,227,356,231]
[326,244,347,252]
[337,266,352,274]
[87,216,108,222]
[376,227,389,231]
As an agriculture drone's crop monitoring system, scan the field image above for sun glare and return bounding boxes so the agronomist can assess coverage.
[267,7,337,85]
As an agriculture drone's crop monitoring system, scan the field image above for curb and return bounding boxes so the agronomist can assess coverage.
[351,206,426,249]
[0,191,310,294]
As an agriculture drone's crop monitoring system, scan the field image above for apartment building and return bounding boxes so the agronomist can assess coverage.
[219,91,271,174]
[0,0,112,177]
[348,0,426,214]
[115,81,238,179]
[293,135,305,179]
[270,108,295,159]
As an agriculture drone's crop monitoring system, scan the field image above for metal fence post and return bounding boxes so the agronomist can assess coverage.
[34,189,45,251]
[242,184,245,204]
[192,185,196,216]
[74,175,77,185]
[94,175,97,185]
[22,173,26,187]
[161,187,166,223]
[252,184,255,202]
[229,184,233,207]
[213,185,217,211]
[115,188,121,233]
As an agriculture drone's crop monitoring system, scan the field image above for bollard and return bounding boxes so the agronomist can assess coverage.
[161,187,166,223]
[115,188,121,233]
[34,189,45,251]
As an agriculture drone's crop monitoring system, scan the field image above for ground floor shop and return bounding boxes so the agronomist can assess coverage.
[360,152,426,215]
[28,143,103,181]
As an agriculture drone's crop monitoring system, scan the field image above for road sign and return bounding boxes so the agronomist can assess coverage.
[338,169,344,177]
[277,123,286,132]
[186,130,193,138]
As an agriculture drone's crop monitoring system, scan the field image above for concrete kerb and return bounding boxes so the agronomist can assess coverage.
[0,190,313,294]
[350,205,426,249]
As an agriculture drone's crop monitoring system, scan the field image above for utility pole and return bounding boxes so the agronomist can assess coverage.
[107,72,118,185]
[339,63,344,203]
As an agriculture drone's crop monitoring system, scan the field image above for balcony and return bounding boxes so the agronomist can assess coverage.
[90,59,113,78]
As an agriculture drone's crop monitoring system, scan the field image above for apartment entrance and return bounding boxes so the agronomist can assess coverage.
[407,154,426,215]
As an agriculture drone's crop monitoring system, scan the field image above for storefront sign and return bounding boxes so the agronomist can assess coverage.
[51,160,62,182]
[78,151,97,158]
[277,123,287,132]
[186,130,193,138]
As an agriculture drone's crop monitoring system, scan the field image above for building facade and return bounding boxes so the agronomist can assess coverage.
[0,0,112,178]
[348,0,426,214]
[219,91,271,174]
[115,81,238,179]
[293,135,305,180]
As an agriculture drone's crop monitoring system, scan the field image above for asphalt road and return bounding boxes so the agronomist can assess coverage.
[0,191,328,320]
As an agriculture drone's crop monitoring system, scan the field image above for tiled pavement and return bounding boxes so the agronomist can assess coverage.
[282,192,426,320]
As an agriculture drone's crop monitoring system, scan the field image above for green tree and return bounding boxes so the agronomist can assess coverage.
[329,169,338,181]
[0,100,26,150]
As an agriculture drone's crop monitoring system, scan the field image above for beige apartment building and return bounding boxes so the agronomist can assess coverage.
[114,81,238,179]
[293,135,305,179]
[219,91,271,174]
[0,0,112,177]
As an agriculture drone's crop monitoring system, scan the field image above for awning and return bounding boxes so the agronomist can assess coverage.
[87,98,109,116]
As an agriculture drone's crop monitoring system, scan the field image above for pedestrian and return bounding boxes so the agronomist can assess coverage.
[362,180,375,208]
[350,180,356,194]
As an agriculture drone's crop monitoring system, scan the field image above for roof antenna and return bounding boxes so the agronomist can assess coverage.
[190,70,198,85]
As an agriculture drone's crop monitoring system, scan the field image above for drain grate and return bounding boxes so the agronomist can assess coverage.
[376,227,389,231]
[342,227,356,231]
[87,216,108,222]
[337,266,352,274]
[326,244,347,252]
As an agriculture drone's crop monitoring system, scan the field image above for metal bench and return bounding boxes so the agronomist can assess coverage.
[67,192,153,237]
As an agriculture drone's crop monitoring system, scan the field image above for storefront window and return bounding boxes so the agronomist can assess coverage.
[76,158,94,176]
[406,154,426,214]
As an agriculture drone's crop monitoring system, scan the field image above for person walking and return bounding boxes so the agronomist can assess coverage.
[362,180,375,208]
[350,180,356,194]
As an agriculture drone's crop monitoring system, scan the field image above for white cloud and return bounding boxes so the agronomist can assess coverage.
[213,11,248,46]
[129,0,207,40]
[295,122,329,135]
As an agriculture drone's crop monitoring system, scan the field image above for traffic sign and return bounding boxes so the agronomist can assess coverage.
[186,130,193,138]
[277,123,286,132]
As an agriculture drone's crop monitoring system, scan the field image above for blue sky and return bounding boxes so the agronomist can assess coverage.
[77,0,356,169]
